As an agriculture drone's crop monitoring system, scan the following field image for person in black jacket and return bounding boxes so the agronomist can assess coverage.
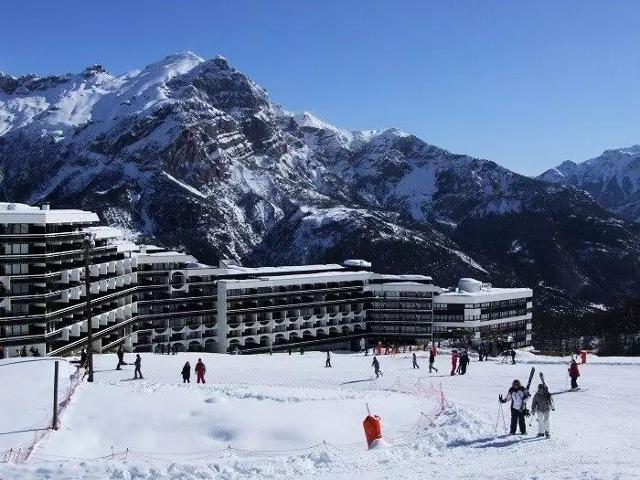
[458,350,470,375]
[499,379,530,435]
[325,351,332,368]
[133,354,143,379]
[372,356,382,378]
[412,352,419,369]
[116,346,124,370]
[181,361,191,383]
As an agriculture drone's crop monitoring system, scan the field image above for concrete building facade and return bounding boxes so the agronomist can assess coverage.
[0,204,533,357]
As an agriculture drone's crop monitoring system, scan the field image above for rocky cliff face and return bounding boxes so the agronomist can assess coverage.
[540,146,640,222]
[2,52,640,314]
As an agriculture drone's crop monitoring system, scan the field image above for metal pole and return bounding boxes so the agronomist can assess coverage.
[84,234,94,382]
[52,361,59,430]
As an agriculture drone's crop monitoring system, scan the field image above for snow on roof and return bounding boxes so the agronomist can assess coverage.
[0,202,99,224]
[254,270,369,282]
[85,225,126,240]
[222,263,346,275]
[437,286,532,303]
[374,274,433,282]
[343,259,372,268]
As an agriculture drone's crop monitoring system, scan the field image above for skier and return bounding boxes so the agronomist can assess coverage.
[458,350,470,375]
[325,351,332,368]
[79,348,87,367]
[159,344,165,355]
[20,346,28,357]
[181,361,191,383]
[195,358,206,384]
[478,343,485,362]
[428,345,438,373]
[116,345,124,370]
[372,356,383,378]
[499,379,529,435]
[133,354,143,379]
[450,350,458,376]
[300,347,304,355]
[412,352,419,369]
[568,359,580,390]
[531,383,554,438]
[510,349,517,365]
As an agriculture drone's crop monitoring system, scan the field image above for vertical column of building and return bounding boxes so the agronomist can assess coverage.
[215,281,228,353]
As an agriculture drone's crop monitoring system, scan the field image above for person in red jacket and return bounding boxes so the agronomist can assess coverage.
[195,358,206,384]
[568,359,580,390]
[450,350,458,376]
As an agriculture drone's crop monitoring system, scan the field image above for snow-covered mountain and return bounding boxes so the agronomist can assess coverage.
[2,52,640,314]
[540,146,640,222]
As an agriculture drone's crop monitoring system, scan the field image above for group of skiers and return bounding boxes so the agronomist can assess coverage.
[500,378,555,437]
[155,344,179,355]
[498,359,582,438]
[450,349,471,375]
[181,358,207,383]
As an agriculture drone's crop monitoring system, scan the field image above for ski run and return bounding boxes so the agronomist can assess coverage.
[1,349,639,480]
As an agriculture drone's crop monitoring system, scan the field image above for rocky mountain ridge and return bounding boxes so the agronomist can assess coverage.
[2,52,640,315]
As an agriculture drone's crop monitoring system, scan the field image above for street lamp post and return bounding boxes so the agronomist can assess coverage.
[84,233,95,382]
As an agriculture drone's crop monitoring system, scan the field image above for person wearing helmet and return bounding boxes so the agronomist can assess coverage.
[499,379,530,435]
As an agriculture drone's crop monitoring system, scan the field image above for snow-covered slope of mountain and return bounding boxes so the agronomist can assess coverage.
[540,146,640,222]
[2,52,640,314]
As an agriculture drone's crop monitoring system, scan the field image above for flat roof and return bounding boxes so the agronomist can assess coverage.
[373,274,433,282]
[255,270,369,282]
[220,269,371,288]
[0,202,99,224]
[436,287,533,303]
[223,264,346,275]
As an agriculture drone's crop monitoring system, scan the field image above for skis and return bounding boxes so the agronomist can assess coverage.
[525,367,536,391]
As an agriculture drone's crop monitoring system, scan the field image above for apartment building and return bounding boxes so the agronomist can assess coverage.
[433,278,533,348]
[0,203,138,357]
[0,204,533,357]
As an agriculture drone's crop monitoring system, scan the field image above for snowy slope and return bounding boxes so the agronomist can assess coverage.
[2,53,640,314]
[1,351,639,479]
[0,358,78,457]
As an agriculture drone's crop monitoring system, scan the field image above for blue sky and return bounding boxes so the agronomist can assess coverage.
[1,0,639,175]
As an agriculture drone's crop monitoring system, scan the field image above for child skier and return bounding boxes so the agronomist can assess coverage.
[429,345,438,373]
[568,359,580,390]
[195,358,206,384]
[531,384,554,438]
[133,354,143,379]
[499,379,529,435]
[372,356,382,378]
[458,350,470,375]
[181,361,191,383]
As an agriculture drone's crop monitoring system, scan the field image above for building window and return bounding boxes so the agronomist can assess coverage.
[10,283,30,295]
[4,263,29,275]
[3,324,29,336]
[4,244,28,255]
[7,224,29,234]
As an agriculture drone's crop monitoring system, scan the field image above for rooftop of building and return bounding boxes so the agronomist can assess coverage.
[0,202,99,225]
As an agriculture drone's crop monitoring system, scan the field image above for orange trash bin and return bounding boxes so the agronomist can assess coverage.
[580,350,587,364]
[363,414,382,448]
